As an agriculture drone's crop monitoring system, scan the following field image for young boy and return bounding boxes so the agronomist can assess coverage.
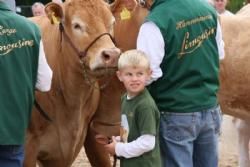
[104,49,161,167]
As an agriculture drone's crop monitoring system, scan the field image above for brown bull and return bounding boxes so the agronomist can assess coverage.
[84,0,149,166]
[24,0,121,167]
[219,5,250,120]
[219,4,250,167]
[84,0,250,166]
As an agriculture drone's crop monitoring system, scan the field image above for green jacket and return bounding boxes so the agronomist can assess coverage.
[0,2,40,145]
[147,0,220,112]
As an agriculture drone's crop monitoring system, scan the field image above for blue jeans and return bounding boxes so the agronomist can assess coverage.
[0,145,24,167]
[160,105,222,167]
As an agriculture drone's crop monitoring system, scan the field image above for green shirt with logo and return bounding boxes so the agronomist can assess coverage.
[120,89,161,167]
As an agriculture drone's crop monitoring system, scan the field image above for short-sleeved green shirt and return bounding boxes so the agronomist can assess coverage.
[120,89,161,167]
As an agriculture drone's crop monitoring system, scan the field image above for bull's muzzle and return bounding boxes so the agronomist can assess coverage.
[101,48,121,67]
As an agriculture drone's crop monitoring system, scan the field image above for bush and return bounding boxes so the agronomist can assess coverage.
[227,0,246,13]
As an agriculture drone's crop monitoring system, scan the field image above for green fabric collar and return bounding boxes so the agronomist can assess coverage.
[0,2,12,12]
[150,0,167,10]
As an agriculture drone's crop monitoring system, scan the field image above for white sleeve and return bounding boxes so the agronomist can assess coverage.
[216,19,225,60]
[115,134,155,158]
[137,21,165,84]
[35,41,53,91]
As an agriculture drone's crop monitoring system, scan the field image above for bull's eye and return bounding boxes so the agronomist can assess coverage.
[74,23,81,30]
[71,17,86,34]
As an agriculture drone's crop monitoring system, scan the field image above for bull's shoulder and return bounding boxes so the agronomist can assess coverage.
[221,14,250,37]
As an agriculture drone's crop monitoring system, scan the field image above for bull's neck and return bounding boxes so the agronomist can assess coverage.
[54,50,99,110]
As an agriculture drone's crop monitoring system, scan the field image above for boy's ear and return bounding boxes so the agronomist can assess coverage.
[116,71,123,82]
[148,68,152,74]
[147,69,152,81]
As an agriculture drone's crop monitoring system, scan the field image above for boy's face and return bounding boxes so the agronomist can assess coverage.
[117,66,151,97]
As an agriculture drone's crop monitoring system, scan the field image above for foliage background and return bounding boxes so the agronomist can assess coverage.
[227,0,246,13]
[16,0,50,6]
[16,0,53,16]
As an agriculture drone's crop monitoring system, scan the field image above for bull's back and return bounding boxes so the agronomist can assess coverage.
[237,4,250,16]
[29,16,59,67]
[29,16,50,29]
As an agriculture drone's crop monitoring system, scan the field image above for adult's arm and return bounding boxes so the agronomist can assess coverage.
[216,19,225,60]
[35,41,53,92]
[137,21,165,83]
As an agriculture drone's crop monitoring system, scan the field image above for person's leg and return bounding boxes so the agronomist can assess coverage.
[160,112,198,167]
[193,105,222,167]
[0,145,24,167]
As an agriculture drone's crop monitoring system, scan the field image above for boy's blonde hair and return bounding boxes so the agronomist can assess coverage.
[118,49,150,70]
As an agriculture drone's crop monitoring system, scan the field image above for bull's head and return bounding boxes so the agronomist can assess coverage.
[110,0,149,51]
[45,0,121,77]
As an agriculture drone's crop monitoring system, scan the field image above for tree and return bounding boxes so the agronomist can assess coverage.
[16,0,51,17]
[16,0,50,6]
[227,0,246,13]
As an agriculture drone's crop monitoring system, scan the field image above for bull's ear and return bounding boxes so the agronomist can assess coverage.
[111,0,137,13]
[45,2,63,24]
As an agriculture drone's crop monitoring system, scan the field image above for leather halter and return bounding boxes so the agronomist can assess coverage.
[59,22,116,60]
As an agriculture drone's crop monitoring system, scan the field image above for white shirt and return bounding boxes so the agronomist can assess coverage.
[220,10,234,16]
[35,41,53,91]
[115,134,155,158]
[137,21,225,82]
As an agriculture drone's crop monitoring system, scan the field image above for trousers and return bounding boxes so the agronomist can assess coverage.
[160,105,222,167]
[0,145,24,167]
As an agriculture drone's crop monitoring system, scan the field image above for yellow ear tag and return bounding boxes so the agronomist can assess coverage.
[51,12,60,24]
[120,7,131,20]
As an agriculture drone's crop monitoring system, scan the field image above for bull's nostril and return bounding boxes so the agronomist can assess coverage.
[103,53,110,61]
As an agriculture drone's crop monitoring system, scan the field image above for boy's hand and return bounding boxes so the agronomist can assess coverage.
[104,136,117,156]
